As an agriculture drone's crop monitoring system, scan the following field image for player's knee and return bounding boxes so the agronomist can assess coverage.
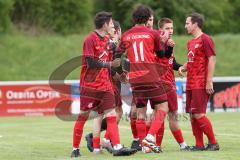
[79,110,90,119]
[116,108,123,120]
[168,111,178,121]
[105,108,116,117]
[130,110,137,119]
[137,110,146,120]
[155,102,169,112]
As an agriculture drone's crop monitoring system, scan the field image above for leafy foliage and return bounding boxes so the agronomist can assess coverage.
[0,0,239,34]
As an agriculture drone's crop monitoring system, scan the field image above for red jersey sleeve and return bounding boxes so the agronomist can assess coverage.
[202,35,216,57]
[152,30,162,52]
[83,35,95,57]
[117,33,130,54]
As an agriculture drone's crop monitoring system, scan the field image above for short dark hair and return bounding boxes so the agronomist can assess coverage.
[94,11,112,29]
[132,5,153,25]
[113,20,121,31]
[187,12,204,29]
[158,18,173,29]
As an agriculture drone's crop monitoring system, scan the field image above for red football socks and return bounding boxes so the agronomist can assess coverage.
[156,122,165,146]
[130,117,138,139]
[191,118,204,147]
[93,137,100,149]
[106,116,120,145]
[136,119,146,143]
[73,115,88,148]
[146,123,151,135]
[148,110,166,136]
[104,131,110,140]
[196,116,217,145]
[171,129,184,144]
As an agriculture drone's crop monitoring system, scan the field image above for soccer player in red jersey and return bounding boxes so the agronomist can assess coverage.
[129,15,170,152]
[71,12,137,157]
[85,20,125,153]
[179,12,219,151]
[129,14,156,151]
[118,5,171,153]
[101,20,125,151]
[154,18,190,151]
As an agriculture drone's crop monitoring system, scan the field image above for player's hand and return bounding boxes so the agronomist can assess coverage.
[160,31,169,44]
[119,72,128,84]
[112,72,121,81]
[178,66,187,77]
[111,58,121,68]
[167,39,175,47]
[206,80,214,94]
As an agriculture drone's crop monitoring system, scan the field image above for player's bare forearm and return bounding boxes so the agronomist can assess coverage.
[207,56,216,82]
[206,56,216,94]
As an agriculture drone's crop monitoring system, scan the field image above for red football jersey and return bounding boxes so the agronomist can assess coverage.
[156,46,176,89]
[120,26,164,84]
[155,29,175,88]
[80,32,113,92]
[186,33,216,90]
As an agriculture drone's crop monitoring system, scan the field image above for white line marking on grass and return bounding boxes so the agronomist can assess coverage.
[216,133,240,137]
[0,135,2,138]
[119,125,240,137]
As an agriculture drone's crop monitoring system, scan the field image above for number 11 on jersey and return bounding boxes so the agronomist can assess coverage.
[133,41,144,62]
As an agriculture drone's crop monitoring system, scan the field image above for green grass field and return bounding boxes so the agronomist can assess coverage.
[0,112,239,160]
[0,33,240,81]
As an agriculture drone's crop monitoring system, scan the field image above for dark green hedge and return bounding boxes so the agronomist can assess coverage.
[0,0,14,33]
[1,0,93,34]
[94,0,240,34]
[0,0,240,34]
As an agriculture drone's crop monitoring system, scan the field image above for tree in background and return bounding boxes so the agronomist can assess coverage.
[229,0,240,33]
[11,0,93,34]
[93,0,236,34]
[0,0,14,33]
[11,0,52,31]
[50,0,93,34]
[0,0,239,34]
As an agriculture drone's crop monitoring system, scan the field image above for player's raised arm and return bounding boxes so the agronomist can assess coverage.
[153,30,167,58]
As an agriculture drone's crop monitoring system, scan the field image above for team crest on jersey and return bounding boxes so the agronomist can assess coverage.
[88,103,93,109]
[188,51,194,62]
[169,57,173,64]
[194,43,199,49]
[99,51,108,59]
[95,46,100,50]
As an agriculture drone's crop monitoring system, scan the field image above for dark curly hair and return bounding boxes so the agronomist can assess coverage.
[94,11,112,29]
[132,5,153,25]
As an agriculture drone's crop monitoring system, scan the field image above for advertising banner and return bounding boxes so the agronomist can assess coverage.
[179,77,240,113]
[1,77,239,117]
[211,80,240,112]
[0,82,71,116]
